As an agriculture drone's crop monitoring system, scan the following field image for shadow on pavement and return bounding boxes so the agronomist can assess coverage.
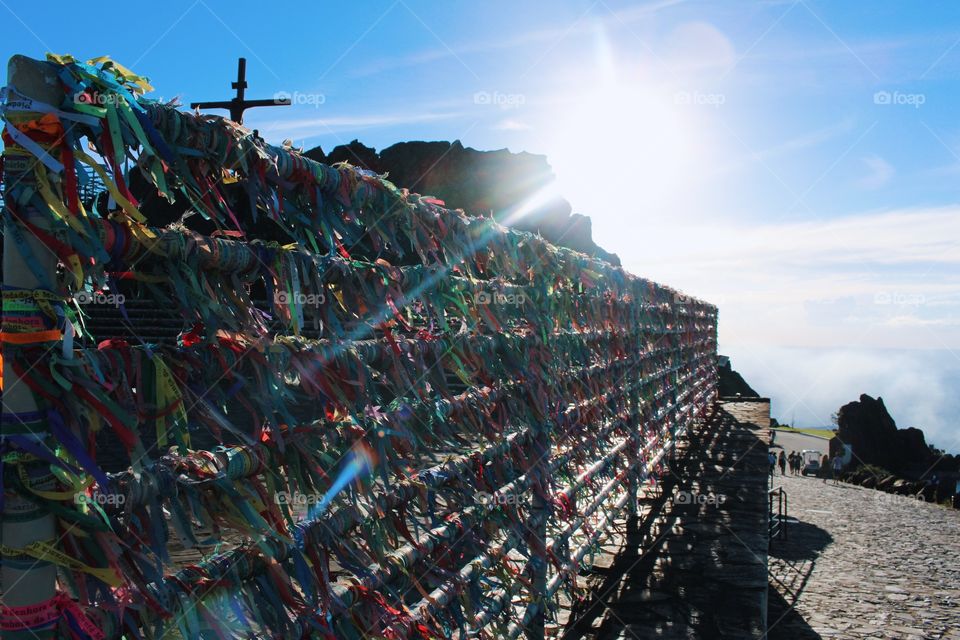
[765,518,832,640]
[562,404,770,639]
[769,520,832,563]
[765,579,822,640]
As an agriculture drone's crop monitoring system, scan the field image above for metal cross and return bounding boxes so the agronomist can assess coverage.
[190,57,289,124]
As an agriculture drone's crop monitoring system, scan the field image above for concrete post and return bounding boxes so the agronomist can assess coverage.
[1,55,62,637]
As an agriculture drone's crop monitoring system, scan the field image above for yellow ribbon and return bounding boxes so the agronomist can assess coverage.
[1,540,121,586]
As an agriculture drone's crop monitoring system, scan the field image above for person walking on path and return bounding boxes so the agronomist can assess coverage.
[778,451,787,476]
[832,454,843,485]
[768,452,777,478]
[821,454,831,483]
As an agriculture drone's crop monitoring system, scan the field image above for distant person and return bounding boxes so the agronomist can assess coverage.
[778,451,787,476]
[768,452,776,477]
[832,455,843,485]
[793,452,803,475]
[788,451,799,475]
[821,454,831,483]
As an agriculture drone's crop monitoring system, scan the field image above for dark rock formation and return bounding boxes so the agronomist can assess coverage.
[717,356,760,398]
[836,395,899,472]
[878,475,897,491]
[835,395,958,507]
[321,140,381,170]
[835,394,956,479]
[305,140,620,265]
[897,427,933,470]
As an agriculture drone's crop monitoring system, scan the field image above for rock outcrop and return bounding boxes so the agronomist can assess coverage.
[836,394,956,479]
[305,140,620,265]
[717,356,760,398]
[836,394,903,473]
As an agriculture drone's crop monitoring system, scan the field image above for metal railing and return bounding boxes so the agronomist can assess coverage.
[768,486,789,542]
[1,55,719,640]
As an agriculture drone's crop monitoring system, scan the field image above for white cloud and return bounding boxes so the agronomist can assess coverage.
[247,110,465,140]
[751,118,857,161]
[631,206,960,271]
[858,154,895,189]
[661,21,737,73]
[492,118,531,131]
[351,0,687,77]
[713,118,858,177]
[617,206,960,350]
[726,345,960,454]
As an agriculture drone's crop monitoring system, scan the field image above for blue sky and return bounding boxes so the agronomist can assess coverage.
[2,0,958,449]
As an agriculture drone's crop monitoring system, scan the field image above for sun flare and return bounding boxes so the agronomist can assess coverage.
[542,80,699,245]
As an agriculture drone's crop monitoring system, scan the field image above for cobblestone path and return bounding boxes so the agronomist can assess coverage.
[767,473,960,639]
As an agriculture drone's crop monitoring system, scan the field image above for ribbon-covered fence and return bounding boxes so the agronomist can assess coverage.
[0,54,717,639]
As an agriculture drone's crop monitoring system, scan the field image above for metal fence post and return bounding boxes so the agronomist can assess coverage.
[628,359,641,519]
[1,55,61,635]
[526,421,550,640]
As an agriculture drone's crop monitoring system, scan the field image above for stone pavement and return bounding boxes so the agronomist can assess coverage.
[767,472,960,640]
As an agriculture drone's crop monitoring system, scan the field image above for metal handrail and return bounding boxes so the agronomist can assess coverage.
[768,486,788,542]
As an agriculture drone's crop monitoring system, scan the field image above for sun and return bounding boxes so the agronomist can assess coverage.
[540,80,699,251]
